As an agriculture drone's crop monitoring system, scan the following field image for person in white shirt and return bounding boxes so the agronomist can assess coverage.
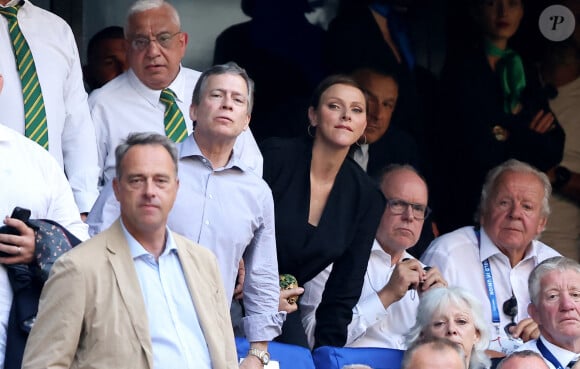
[90,0,261,187]
[0,73,89,369]
[516,256,580,369]
[0,0,99,214]
[343,164,446,349]
[422,159,561,357]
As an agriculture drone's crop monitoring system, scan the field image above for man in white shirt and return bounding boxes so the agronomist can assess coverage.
[90,0,261,186]
[0,0,100,214]
[344,164,446,349]
[300,164,445,349]
[516,256,580,369]
[422,159,561,356]
[0,72,89,369]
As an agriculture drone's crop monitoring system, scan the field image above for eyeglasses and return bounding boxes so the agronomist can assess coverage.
[385,198,431,220]
[503,295,518,336]
[129,31,182,51]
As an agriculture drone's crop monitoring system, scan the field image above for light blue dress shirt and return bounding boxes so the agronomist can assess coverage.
[168,134,284,342]
[121,221,212,369]
[88,135,284,342]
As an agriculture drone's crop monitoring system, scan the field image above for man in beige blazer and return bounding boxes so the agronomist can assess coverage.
[22,132,238,369]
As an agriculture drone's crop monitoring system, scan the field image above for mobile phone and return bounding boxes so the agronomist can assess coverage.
[0,206,31,257]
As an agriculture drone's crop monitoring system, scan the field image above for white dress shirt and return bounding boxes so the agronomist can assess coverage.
[421,226,560,354]
[346,242,423,349]
[89,67,263,185]
[87,134,284,342]
[0,266,10,369]
[300,242,423,350]
[517,336,580,369]
[0,0,100,212]
[0,124,89,368]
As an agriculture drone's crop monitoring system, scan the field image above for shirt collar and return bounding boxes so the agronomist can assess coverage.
[540,336,580,364]
[371,239,414,267]
[178,132,247,172]
[126,65,187,109]
[478,226,539,264]
[120,219,177,260]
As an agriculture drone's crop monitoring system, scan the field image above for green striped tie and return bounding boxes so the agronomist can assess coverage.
[0,5,48,150]
[160,88,187,143]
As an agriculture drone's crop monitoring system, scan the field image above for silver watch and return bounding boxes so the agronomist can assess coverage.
[248,348,270,365]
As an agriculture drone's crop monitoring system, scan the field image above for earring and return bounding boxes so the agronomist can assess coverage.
[307,124,315,138]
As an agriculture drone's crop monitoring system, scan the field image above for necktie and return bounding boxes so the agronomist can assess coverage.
[568,359,578,368]
[0,5,49,149]
[159,88,187,142]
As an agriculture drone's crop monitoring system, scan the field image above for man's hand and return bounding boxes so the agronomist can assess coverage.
[378,258,424,307]
[233,259,246,300]
[279,287,304,314]
[529,110,555,134]
[0,216,35,264]
[508,318,539,342]
[418,266,447,294]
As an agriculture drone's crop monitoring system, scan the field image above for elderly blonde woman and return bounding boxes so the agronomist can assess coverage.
[406,287,491,369]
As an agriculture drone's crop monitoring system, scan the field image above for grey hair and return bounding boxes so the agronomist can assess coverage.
[477,159,552,223]
[115,132,178,179]
[529,256,580,306]
[191,61,255,115]
[402,337,467,369]
[405,287,490,369]
[496,350,549,369]
[125,0,181,37]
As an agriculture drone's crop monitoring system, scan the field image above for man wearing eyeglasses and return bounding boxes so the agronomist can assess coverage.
[516,256,580,369]
[301,164,447,349]
[422,159,561,358]
[89,0,262,187]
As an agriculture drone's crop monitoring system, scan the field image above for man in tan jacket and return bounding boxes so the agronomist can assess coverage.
[22,132,238,369]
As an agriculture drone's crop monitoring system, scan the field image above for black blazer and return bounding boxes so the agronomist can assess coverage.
[262,137,385,348]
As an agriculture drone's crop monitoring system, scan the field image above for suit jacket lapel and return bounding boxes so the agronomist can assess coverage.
[175,235,225,368]
[106,220,154,369]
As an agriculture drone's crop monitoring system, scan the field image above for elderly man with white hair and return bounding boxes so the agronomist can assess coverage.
[422,159,561,357]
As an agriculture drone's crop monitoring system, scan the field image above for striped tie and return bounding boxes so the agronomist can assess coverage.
[0,5,48,150]
[160,88,187,143]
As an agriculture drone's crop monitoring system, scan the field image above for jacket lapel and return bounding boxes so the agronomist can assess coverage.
[106,220,154,369]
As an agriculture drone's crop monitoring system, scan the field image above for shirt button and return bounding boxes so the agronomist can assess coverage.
[208,194,213,199]
[205,220,210,225]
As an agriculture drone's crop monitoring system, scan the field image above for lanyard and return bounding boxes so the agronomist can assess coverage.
[537,338,565,369]
[475,229,501,333]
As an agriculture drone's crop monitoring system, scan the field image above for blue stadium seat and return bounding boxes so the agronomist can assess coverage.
[312,346,404,369]
[235,337,316,369]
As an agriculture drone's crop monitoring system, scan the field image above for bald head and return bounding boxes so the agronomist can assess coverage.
[496,351,549,369]
[402,338,465,369]
[376,165,429,256]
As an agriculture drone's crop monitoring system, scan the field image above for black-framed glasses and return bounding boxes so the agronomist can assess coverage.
[385,198,431,220]
[129,31,182,51]
[503,295,518,336]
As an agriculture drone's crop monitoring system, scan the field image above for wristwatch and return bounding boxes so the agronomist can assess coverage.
[553,166,571,190]
[248,348,270,365]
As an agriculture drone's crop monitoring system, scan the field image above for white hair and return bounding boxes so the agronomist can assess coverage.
[125,0,181,36]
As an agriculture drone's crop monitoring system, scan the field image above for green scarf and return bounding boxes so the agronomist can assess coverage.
[484,39,526,114]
